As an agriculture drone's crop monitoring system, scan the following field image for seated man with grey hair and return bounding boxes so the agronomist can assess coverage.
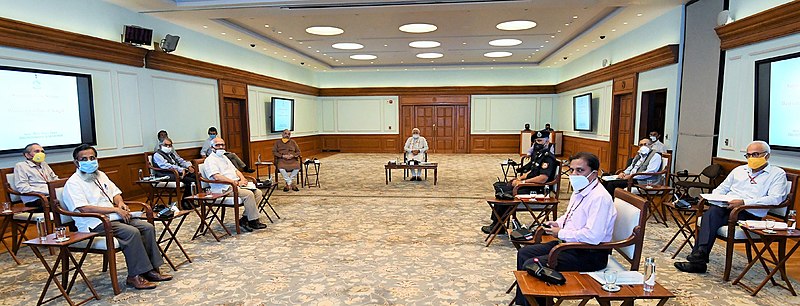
[403,128,429,181]
[602,138,662,195]
[675,140,788,273]
[273,129,302,192]
[200,127,255,173]
[13,143,59,212]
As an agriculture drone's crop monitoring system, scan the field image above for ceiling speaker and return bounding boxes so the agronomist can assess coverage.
[717,10,733,27]
[123,25,153,46]
[161,34,180,53]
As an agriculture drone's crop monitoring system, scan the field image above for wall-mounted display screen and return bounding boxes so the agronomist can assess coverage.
[755,51,800,152]
[573,93,593,132]
[271,97,295,133]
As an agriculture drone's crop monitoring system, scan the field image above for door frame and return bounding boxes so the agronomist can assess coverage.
[608,74,638,172]
[398,95,470,153]
[218,80,251,164]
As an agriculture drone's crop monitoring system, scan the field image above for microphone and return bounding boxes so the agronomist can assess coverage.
[533,258,545,274]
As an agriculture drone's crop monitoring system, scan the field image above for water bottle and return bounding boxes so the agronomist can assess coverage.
[544,185,551,198]
[643,257,656,292]
[36,219,47,241]
[138,168,143,180]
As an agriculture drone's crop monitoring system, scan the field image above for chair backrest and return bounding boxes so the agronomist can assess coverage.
[144,152,156,176]
[611,189,648,271]
[658,152,672,186]
[1,168,22,203]
[47,178,73,225]
[768,173,799,219]
[192,158,210,190]
[700,163,723,181]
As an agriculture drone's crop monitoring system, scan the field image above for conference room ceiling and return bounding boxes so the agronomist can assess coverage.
[106,0,687,71]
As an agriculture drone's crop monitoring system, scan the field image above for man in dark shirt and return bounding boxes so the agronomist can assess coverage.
[483,130,558,234]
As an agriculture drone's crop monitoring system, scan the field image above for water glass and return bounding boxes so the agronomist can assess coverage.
[529,190,537,201]
[788,210,796,234]
[765,219,776,233]
[55,226,68,241]
[602,269,619,291]
[2,202,10,212]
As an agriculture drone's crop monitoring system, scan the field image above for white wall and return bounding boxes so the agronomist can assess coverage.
[0,45,218,169]
[717,32,800,169]
[471,95,555,134]
[636,64,680,150]
[319,97,399,134]
[729,0,793,20]
[559,7,682,82]
[247,86,318,140]
[316,68,559,88]
[555,81,614,142]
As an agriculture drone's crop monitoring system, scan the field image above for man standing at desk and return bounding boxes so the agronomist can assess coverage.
[675,141,787,273]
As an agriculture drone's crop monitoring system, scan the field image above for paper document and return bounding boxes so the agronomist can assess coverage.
[241,182,258,190]
[738,220,788,230]
[700,194,739,207]
[602,175,622,181]
[585,271,644,285]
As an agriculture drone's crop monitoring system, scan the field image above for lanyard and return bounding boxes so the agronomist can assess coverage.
[748,170,763,184]
[562,181,598,228]
[93,179,114,204]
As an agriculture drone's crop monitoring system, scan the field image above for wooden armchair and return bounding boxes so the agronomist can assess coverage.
[143,152,183,206]
[193,158,257,235]
[511,164,563,224]
[47,178,154,295]
[273,155,304,186]
[624,152,672,190]
[697,172,798,281]
[1,168,54,258]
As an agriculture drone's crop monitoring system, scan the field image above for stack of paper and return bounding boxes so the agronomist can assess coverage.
[738,220,788,230]
[584,271,644,285]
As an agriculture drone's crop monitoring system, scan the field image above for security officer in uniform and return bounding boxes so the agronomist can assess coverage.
[483,130,558,234]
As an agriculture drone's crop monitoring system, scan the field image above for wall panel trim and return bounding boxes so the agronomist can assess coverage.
[716,1,800,50]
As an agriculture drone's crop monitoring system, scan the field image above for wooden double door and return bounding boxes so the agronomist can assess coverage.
[399,95,469,153]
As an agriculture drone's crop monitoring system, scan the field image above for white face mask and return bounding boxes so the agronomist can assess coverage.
[569,170,596,191]
[650,136,657,142]
[639,146,651,155]
[161,146,172,153]
[214,149,226,157]
[412,134,419,139]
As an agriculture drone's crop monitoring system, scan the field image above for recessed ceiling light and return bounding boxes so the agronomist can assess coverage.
[573,15,578,19]
[489,38,522,47]
[637,13,643,17]
[557,30,562,33]
[332,43,364,50]
[350,54,377,60]
[409,41,441,48]
[545,40,549,43]
[399,23,437,33]
[496,20,537,31]
[237,38,241,41]
[611,29,617,32]
[623,22,629,25]
[221,32,226,35]
[384,44,388,47]
[299,42,303,44]
[550,35,555,38]
[202,25,208,29]
[416,52,443,59]
[484,51,512,58]
[277,31,282,34]
[289,37,293,40]
[462,42,467,45]
[540,45,544,48]
[305,26,344,36]
[264,25,270,28]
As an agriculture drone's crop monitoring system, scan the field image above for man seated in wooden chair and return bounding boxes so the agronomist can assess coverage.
[403,127,429,181]
[13,143,59,212]
[200,126,255,173]
[483,130,557,235]
[515,152,617,306]
[207,137,268,231]
[675,141,788,273]
[273,129,302,192]
[153,137,196,209]
[603,138,662,195]
[62,144,172,290]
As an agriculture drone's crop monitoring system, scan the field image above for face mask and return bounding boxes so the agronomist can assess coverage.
[569,170,596,191]
[747,156,768,170]
[413,134,419,139]
[533,143,545,152]
[78,160,99,174]
[281,138,289,143]
[209,134,217,139]
[161,146,172,153]
[650,136,657,142]
[214,149,226,157]
[32,152,46,163]
[638,146,651,155]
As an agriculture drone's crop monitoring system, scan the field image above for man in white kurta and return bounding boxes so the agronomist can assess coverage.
[403,128,429,181]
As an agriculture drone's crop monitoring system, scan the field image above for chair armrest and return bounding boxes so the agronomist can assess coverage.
[727,200,790,223]
[244,176,257,183]
[125,201,153,223]
[532,227,546,243]
[547,227,641,269]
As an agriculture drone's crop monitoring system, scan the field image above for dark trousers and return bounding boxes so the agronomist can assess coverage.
[23,198,45,213]
[515,240,609,306]
[602,179,630,196]
[694,205,758,255]
[91,219,163,277]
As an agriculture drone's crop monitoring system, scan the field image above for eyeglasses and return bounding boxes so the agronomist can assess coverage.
[743,151,768,158]
[213,144,226,148]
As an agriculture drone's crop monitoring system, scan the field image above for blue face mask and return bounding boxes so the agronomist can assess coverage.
[78,160,99,173]
[209,134,217,139]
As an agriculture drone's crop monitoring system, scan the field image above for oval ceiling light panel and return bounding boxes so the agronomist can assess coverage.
[409,40,441,48]
[306,26,344,36]
[350,54,377,60]
[416,52,443,59]
[399,23,437,33]
[489,38,522,47]
[496,20,537,31]
[484,51,513,58]
[332,42,364,50]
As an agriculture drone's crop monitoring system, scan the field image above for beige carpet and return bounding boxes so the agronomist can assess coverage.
[1,153,798,305]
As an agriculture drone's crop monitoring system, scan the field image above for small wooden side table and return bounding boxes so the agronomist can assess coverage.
[184,191,233,242]
[24,232,100,306]
[0,205,35,264]
[514,271,596,306]
[733,225,800,296]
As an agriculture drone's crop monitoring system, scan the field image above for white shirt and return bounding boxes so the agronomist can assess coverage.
[61,171,123,232]
[203,153,240,192]
[556,179,617,244]
[651,140,667,153]
[623,152,662,182]
[13,160,59,203]
[712,164,788,217]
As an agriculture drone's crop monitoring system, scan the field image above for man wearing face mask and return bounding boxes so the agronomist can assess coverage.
[603,138,662,195]
[273,129,302,192]
[200,126,255,173]
[205,137,268,231]
[404,128,429,181]
[515,152,616,306]
[675,141,788,273]
[484,130,558,235]
[153,130,169,152]
[13,143,59,212]
[62,144,172,290]
[152,137,196,209]
[648,131,668,154]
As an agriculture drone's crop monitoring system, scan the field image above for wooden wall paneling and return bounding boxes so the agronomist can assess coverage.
[555,45,679,93]
[468,134,519,153]
[560,136,611,170]
[313,135,400,153]
[716,1,800,50]
[249,135,323,162]
[456,105,470,153]
[318,85,556,96]
[399,95,470,105]
[712,157,800,211]
[0,17,148,67]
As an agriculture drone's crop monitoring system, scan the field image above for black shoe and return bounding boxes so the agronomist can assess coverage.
[238,217,253,232]
[180,200,193,210]
[243,167,256,173]
[292,185,299,191]
[283,186,290,192]
[686,251,709,263]
[481,224,507,235]
[249,220,267,229]
[674,261,707,273]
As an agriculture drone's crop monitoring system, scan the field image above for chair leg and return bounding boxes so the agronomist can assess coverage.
[102,255,109,272]
[723,241,735,281]
[109,252,121,295]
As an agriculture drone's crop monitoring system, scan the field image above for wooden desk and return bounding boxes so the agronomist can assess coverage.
[514,271,674,306]
[24,232,100,306]
[0,205,35,264]
[384,163,438,185]
[733,226,800,296]
[184,191,233,242]
[582,273,675,306]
